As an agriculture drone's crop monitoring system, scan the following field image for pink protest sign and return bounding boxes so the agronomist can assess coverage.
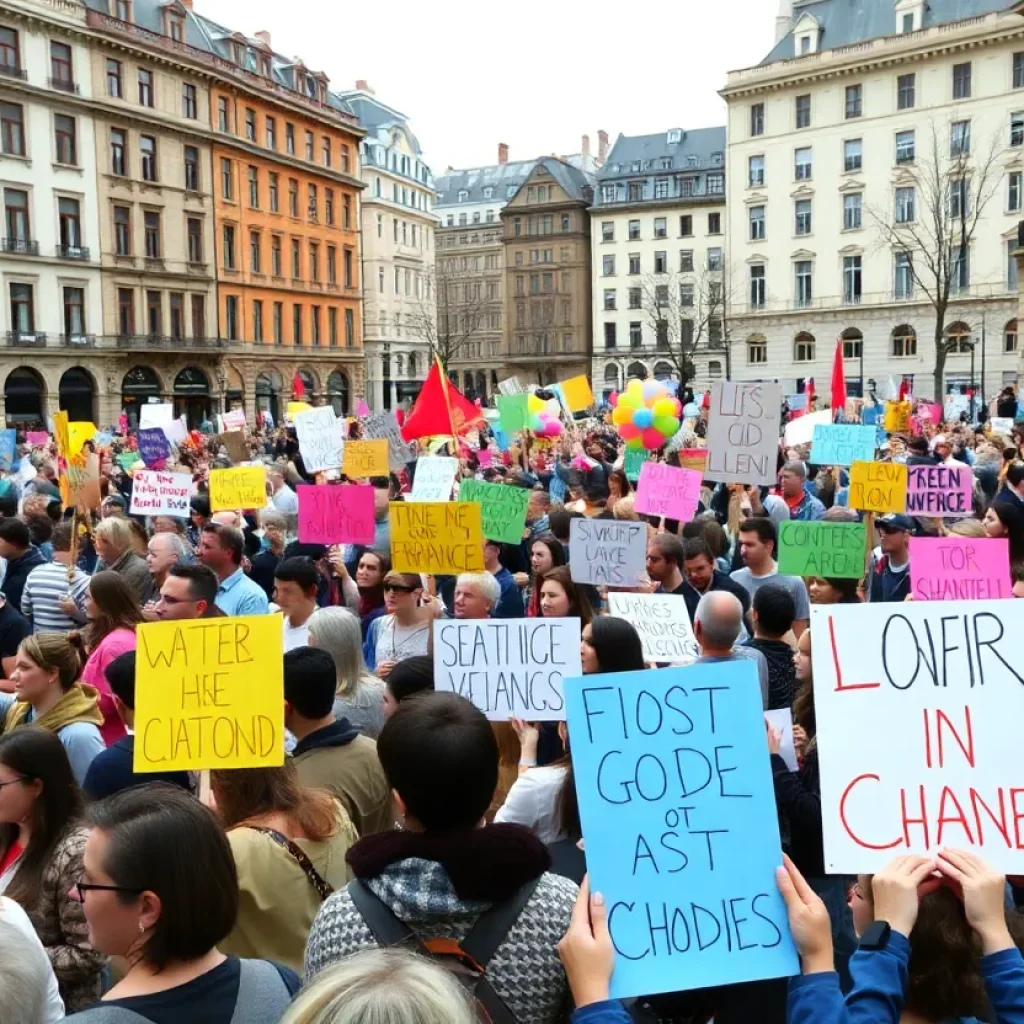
[356,399,371,417]
[633,462,702,521]
[906,463,974,518]
[477,448,493,468]
[26,432,49,446]
[297,484,375,545]
[909,536,1011,600]
[917,403,943,424]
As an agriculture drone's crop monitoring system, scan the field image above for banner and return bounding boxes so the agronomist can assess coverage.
[634,462,701,521]
[991,416,1015,436]
[458,478,531,545]
[209,466,267,511]
[848,461,907,513]
[808,424,877,467]
[606,592,698,663]
[408,456,458,503]
[139,403,173,429]
[884,400,912,433]
[909,536,1011,600]
[0,429,15,471]
[216,431,249,465]
[389,502,484,574]
[221,408,246,431]
[297,484,375,545]
[496,394,529,434]
[784,408,830,448]
[564,661,798,997]
[568,519,647,587]
[433,618,581,720]
[705,381,782,486]
[560,375,594,413]
[343,439,389,479]
[906,463,974,518]
[129,471,193,518]
[363,411,415,471]
[777,521,866,579]
[25,431,49,447]
[624,448,649,483]
[137,428,171,469]
[294,406,344,473]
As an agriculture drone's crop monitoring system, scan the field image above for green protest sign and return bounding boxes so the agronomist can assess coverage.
[458,478,531,545]
[777,521,866,579]
[496,394,529,434]
[116,452,138,471]
[624,448,649,483]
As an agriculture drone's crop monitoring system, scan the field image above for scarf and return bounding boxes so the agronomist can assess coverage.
[347,824,551,903]
[3,683,104,735]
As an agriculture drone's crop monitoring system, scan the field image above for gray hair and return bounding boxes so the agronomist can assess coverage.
[259,508,288,532]
[694,591,743,651]
[283,949,476,1024]
[782,460,807,480]
[149,532,189,563]
[0,913,51,1023]
[307,607,374,697]
[456,572,501,607]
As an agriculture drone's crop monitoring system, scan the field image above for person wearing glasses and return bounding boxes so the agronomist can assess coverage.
[362,572,432,677]
[154,563,223,621]
[0,726,105,1013]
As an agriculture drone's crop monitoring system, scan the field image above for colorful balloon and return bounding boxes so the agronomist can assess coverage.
[643,380,665,402]
[641,426,666,450]
[625,435,645,450]
[632,407,654,429]
[611,405,632,426]
[619,423,641,440]
[617,391,641,410]
[653,415,680,437]
[652,397,676,419]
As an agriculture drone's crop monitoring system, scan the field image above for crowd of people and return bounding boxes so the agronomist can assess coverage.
[0,394,1020,1023]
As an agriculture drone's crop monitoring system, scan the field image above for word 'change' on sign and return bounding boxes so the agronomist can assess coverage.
[812,601,1024,872]
[133,616,284,772]
[297,484,375,545]
[433,618,581,720]
[633,462,702,522]
[606,592,698,663]
[129,471,193,519]
[777,521,866,579]
[848,460,907,514]
[569,519,647,587]
[390,501,484,574]
[458,478,531,545]
[209,466,267,511]
[909,536,1011,601]
[704,381,782,486]
[906,463,974,518]
[564,661,798,998]
[808,424,877,467]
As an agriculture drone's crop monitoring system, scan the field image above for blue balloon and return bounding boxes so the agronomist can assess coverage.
[632,407,654,429]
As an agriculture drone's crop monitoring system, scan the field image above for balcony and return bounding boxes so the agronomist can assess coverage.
[49,76,79,93]
[113,333,231,351]
[186,261,208,275]
[61,334,96,347]
[0,63,26,81]
[56,243,90,261]
[6,331,47,348]
[2,238,40,256]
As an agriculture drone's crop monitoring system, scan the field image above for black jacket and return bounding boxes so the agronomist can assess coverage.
[1,545,46,614]
[681,569,751,623]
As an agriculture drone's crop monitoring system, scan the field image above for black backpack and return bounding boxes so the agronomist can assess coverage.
[347,878,539,1024]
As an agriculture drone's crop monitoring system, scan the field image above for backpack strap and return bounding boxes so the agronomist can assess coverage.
[228,959,293,1024]
[347,879,419,947]
[459,878,541,969]
[245,827,334,901]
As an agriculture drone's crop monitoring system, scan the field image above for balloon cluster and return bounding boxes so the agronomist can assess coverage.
[528,393,563,438]
[610,378,682,450]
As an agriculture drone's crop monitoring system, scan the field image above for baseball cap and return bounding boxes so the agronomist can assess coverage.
[876,513,913,532]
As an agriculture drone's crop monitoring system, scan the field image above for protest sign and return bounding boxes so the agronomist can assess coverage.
[677,448,708,474]
[66,451,101,509]
[909,536,1010,600]
[343,439,388,479]
[0,429,15,470]
[390,502,484,574]
[777,521,866,579]
[764,708,798,772]
[560,375,594,412]
[944,393,969,421]
[297,484,374,545]
[433,618,580,720]
[408,456,458,503]
[363,412,414,471]
[884,400,911,433]
[294,406,344,473]
[216,431,249,465]
[705,381,782,485]
[68,422,97,458]
[991,416,1015,436]
[624,448,649,483]
[811,600,1024,871]
[209,466,267,511]
[477,448,493,468]
[129,471,193,518]
[808,424,876,467]
[139,403,173,429]
[849,460,907,513]
[496,394,528,434]
[25,431,49,447]
[355,398,371,417]
[788,394,808,411]
[906,463,974,517]
[634,462,701,521]
[94,431,113,448]
[784,408,830,448]
[116,452,138,472]
[497,376,524,395]
[221,408,246,431]
[458,478,531,545]
[917,403,943,424]
[286,401,312,422]
[161,416,188,447]
[564,661,798,997]
[137,428,172,468]
[568,519,647,587]
[606,592,698,663]
[133,615,284,772]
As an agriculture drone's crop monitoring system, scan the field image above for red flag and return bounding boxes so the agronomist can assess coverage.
[898,377,910,401]
[830,338,847,421]
[806,378,815,406]
[400,361,484,441]
[292,372,305,399]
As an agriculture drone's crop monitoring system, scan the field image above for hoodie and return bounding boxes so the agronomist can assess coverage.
[1,544,47,615]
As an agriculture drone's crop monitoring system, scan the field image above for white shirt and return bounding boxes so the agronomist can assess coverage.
[271,484,299,514]
[283,616,310,652]
[0,896,65,1022]
[494,765,569,844]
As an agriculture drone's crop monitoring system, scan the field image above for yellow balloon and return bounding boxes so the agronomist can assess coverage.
[528,394,545,414]
[617,391,641,410]
[652,397,676,418]
[626,378,645,393]
[611,405,632,425]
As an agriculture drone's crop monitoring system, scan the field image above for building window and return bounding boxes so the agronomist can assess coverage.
[308,184,318,221]
[288,179,298,217]
[58,196,81,250]
[106,58,122,97]
[627,286,641,309]
[894,250,914,298]
[794,332,815,362]
[0,27,17,76]
[1015,53,1024,89]
[116,287,134,335]
[0,102,23,156]
[843,138,862,172]
[795,198,812,236]
[708,247,722,271]
[169,292,184,339]
[341,145,350,173]
[1012,111,1024,147]
[794,260,812,307]
[654,217,667,238]
[245,108,256,142]
[629,322,642,348]
[285,123,295,154]
[138,68,153,106]
[327,307,337,346]
[270,235,281,276]
[897,72,915,109]
[187,294,203,340]
[4,188,28,243]
[603,288,616,311]
[327,245,336,284]
[182,83,197,119]
[178,146,198,193]
[291,239,301,279]
[272,302,283,344]
[345,308,354,347]
[220,158,233,200]
[305,130,314,160]
[249,230,261,273]
[749,205,765,240]
[54,115,76,164]
[251,299,263,343]
[309,242,319,282]
[952,61,972,99]
[1009,239,1020,291]
[895,130,915,165]
[1005,319,1018,352]
[325,188,334,226]
[843,255,862,304]
[186,217,202,263]
[845,84,863,118]
[627,219,640,241]
[795,94,811,129]
[708,173,724,194]
[895,185,916,223]
[602,255,615,276]
[680,283,694,307]
[139,135,156,181]
[1010,172,1022,212]
[217,96,230,132]
[843,193,862,230]
[603,322,617,349]
[114,206,131,255]
[748,336,767,363]
[749,155,764,186]
[343,248,353,287]
[948,176,969,219]
[63,286,85,338]
[146,290,161,336]
[311,305,321,345]
[221,295,237,341]
[50,41,72,87]
[795,146,812,180]
[293,304,303,344]
[143,210,160,258]
[892,325,916,356]
[950,119,971,157]
[749,264,766,310]
[651,251,666,274]
[708,212,721,234]
[222,224,236,269]
[267,173,278,213]
[601,221,614,242]
[248,166,259,208]
[750,103,764,136]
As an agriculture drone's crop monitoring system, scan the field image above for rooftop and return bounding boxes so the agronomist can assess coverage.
[598,127,727,180]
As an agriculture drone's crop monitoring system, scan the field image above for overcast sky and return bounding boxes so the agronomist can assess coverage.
[199,0,779,174]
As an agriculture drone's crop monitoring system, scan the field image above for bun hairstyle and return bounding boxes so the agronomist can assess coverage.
[18,634,81,691]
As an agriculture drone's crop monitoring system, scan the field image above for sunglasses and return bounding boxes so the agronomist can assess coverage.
[383,583,417,594]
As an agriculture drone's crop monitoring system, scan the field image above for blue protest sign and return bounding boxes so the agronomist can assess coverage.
[0,429,15,471]
[137,427,171,468]
[808,423,876,466]
[564,661,798,998]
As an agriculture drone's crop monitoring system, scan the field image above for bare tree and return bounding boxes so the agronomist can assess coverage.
[865,121,1002,399]
[405,260,488,370]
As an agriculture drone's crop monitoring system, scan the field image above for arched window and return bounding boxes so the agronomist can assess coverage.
[395,354,404,376]
[1005,319,1018,354]
[708,361,723,379]
[603,364,620,386]
[407,352,418,378]
[747,333,767,365]
[59,367,96,422]
[945,321,972,353]
[326,371,349,416]
[653,361,674,379]
[841,327,863,359]
[891,325,916,357]
[794,332,815,362]
[297,369,316,394]
[627,361,647,380]
[174,366,209,394]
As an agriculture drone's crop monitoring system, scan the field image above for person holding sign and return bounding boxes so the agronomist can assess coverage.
[731,519,810,636]
[522,536,566,617]
[866,513,913,603]
[362,572,431,675]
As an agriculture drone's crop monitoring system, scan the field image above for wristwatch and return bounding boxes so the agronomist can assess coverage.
[858,920,892,951]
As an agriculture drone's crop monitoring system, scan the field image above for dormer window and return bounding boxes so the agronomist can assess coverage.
[232,43,244,65]
[261,57,271,77]
[483,186,493,199]
[667,129,681,144]
[166,15,184,42]
[711,151,723,167]
[631,161,641,172]
[115,0,131,21]
[458,190,469,202]
[895,0,922,33]
[793,12,821,55]
[686,155,698,167]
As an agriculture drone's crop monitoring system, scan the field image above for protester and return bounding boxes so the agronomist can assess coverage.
[453,571,500,619]
[348,549,388,638]
[645,533,686,594]
[693,591,769,707]
[522,535,566,617]
[363,571,431,675]
[731,518,810,634]
[273,556,320,651]
[995,460,1024,508]
[268,467,299,515]
[199,523,270,616]
[539,566,594,624]
[866,512,913,603]
[778,461,825,521]
[21,522,90,633]
[0,593,31,680]
[186,494,211,548]
[807,575,860,604]
[680,537,752,622]
[250,508,287,601]
[483,539,525,618]
[93,516,150,603]
[0,896,65,1023]
[155,562,220,620]
[0,517,47,615]
[141,532,188,615]
[380,655,434,719]
[746,583,798,710]
[580,616,644,675]
[983,500,1024,564]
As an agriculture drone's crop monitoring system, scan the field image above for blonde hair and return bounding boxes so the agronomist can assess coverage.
[95,515,134,558]
[18,634,80,690]
[282,949,476,1024]
[948,519,986,538]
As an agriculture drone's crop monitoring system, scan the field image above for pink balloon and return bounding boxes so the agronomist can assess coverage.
[619,423,641,440]
[641,427,665,450]
[609,391,619,407]
[544,419,563,437]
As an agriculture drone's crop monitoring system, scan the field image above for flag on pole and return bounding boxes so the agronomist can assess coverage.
[400,360,484,441]
[292,372,305,399]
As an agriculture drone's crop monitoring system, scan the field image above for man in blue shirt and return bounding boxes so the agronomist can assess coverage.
[198,522,270,616]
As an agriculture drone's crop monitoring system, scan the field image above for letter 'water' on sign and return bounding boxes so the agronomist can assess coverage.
[129,471,194,519]
[564,662,798,998]
[909,536,1010,601]
[778,521,866,579]
[433,618,581,720]
[297,484,375,545]
[705,381,782,486]
[607,592,698,663]
[133,616,284,772]
[569,519,647,587]
[811,601,1024,873]
[390,502,484,574]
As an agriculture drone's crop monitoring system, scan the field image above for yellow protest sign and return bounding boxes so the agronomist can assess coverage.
[287,401,312,422]
[53,410,70,459]
[560,375,594,413]
[344,439,389,478]
[884,400,911,434]
[390,501,485,574]
[68,422,97,458]
[133,616,284,772]
[849,460,908,513]
[209,465,267,510]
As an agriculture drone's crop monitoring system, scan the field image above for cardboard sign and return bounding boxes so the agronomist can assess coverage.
[909,536,1011,600]
[917,403,942,424]
[777,521,866,579]
[133,616,284,772]
[705,381,782,486]
[606,592,698,663]
[356,398,371,417]
[139,403,173,429]
[458,478,531,545]
[343,439,389,479]
[497,376,524,395]
[294,406,344,473]
[408,457,458,503]
[560,375,594,413]
[209,466,267,511]
[129,471,193,518]
[884,400,912,433]
[784,408,830,448]
[496,394,529,434]
[849,461,907,513]
[568,519,647,587]
[634,462,701,522]
[362,412,414,471]
[137,428,172,469]
[0,429,15,471]
[811,601,1024,871]
[25,431,49,447]
[564,661,798,997]
[677,448,708,474]
[808,424,877,467]
[624,448,649,483]
[389,501,484,574]
[66,451,101,509]
[216,431,249,465]
[991,416,1015,436]
[297,484,375,545]
[477,448,494,468]
[788,394,808,411]
[906,463,974,518]
[433,618,581,720]
[286,401,312,422]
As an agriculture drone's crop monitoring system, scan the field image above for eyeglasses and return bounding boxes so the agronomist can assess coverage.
[70,881,145,902]
[383,584,416,594]
[0,777,28,790]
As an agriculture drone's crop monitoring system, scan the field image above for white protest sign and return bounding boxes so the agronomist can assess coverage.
[363,412,414,472]
[139,403,173,429]
[497,376,524,395]
[705,381,782,485]
[294,406,344,473]
[161,415,188,447]
[433,618,581,720]
[568,519,647,587]
[222,408,246,431]
[409,456,458,503]
[606,592,698,664]
[812,601,1024,872]
[784,409,830,448]
[129,470,194,518]
[990,417,1015,436]
[764,708,798,773]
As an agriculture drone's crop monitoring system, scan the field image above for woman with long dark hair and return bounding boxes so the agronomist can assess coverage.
[580,616,645,675]
[983,500,1024,564]
[524,536,566,617]
[538,566,593,625]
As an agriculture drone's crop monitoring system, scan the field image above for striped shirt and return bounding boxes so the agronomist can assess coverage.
[21,562,90,634]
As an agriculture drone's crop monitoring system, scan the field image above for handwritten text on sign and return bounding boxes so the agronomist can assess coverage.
[705,381,782,486]
[906,464,974,517]
[133,616,284,772]
[812,601,1024,872]
[294,406,344,473]
[209,466,267,511]
[343,439,389,479]
[777,521,866,579]
[808,424,877,467]
[564,662,797,998]
[297,484,375,545]
[362,412,414,472]
[634,462,702,521]
[129,471,194,519]
[434,618,581,720]
[408,456,458,503]
[390,501,484,574]
[848,461,907,514]
[606,592,698,663]
[909,536,1011,601]
[458,478,531,545]
[569,519,647,587]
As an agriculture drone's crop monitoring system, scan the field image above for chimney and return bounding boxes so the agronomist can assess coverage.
[775,0,794,43]
[254,29,270,46]
[355,79,374,94]
[597,129,609,162]
[581,133,590,160]
[498,142,509,165]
